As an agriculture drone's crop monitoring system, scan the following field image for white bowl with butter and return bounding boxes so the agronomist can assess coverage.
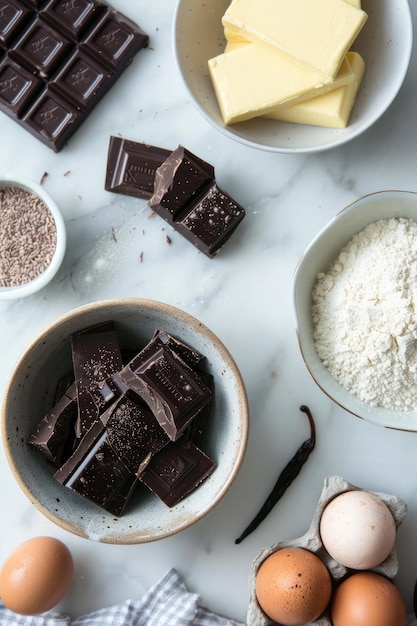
[292,190,417,431]
[173,0,412,154]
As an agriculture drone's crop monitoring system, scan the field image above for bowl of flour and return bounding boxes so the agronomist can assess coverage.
[293,190,417,430]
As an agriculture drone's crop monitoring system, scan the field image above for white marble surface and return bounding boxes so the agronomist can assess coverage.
[1,0,417,623]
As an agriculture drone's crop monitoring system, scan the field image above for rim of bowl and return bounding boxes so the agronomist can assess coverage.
[292,190,417,431]
[0,174,66,300]
[172,0,413,154]
[1,298,250,543]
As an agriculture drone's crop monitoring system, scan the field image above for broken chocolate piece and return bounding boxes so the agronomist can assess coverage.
[0,1,148,151]
[150,145,215,216]
[105,395,169,477]
[140,437,215,507]
[71,321,123,437]
[105,136,171,198]
[184,372,214,447]
[151,330,205,368]
[119,342,212,441]
[28,381,77,465]
[105,138,246,257]
[54,419,134,511]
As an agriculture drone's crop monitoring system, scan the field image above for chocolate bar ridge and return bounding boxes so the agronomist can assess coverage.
[0,1,149,151]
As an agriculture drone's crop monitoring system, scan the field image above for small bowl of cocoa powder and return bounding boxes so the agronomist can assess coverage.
[0,174,66,300]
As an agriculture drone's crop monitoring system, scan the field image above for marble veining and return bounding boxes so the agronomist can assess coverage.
[1,0,417,622]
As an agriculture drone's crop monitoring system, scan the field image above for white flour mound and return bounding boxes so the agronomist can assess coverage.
[312,217,417,411]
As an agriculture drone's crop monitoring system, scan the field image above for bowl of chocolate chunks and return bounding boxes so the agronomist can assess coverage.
[292,190,417,431]
[173,0,412,153]
[1,298,249,543]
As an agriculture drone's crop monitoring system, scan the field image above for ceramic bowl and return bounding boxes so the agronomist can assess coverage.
[1,298,249,543]
[292,190,417,431]
[0,174,66,300]
[173,0,413,154]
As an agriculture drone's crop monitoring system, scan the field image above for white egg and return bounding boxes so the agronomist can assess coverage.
[319,490,396,569]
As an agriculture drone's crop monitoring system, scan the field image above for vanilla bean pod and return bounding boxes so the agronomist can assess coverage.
[235,405,316,544]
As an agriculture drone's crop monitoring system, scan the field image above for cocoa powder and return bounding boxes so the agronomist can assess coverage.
[0,186,57,287]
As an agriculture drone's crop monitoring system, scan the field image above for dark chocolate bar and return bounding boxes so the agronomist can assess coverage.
[0,1,148,151]
[140,437,215,508]
[105,137,246,257]
[119,342,212,441]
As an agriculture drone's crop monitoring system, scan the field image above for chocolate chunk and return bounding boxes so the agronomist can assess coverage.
[27,381,77,465]
[104,138,246,257]
[150,145,215,217]
[141,330,206,370]
[149,145,245,256]
[104,473,138,517]
[119,342,213,441]
[71,321,123,437]
[54,420,134,510]
[183,372,214,447]
[105,136,171,199]
[105,395,169,477]
[0,0,148,151]
[140,437,215,507]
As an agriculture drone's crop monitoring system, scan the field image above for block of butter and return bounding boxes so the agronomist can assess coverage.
[222,0,367,80]
[265,52,365,128]
[224,0,363,45]
[208,43,355,125]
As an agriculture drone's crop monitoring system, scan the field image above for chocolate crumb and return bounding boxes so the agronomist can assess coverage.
[40,172,48,185]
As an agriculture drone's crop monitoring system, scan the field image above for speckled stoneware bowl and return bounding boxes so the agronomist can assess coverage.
[0,174,66,300]
[173,0,412,154]
[1,298,249,544]
[247,475,407,626]
[293,190,417,431]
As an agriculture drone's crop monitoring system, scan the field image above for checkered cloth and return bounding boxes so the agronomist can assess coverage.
[0,568,244,626]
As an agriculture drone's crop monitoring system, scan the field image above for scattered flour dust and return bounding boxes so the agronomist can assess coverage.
[312,217,417,411]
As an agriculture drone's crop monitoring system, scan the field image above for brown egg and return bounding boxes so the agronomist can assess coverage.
[255,547,332,626]
[331,572,406,626]
[0,536,73,615]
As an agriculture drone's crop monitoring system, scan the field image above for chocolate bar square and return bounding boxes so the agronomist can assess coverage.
[140,438,215,507]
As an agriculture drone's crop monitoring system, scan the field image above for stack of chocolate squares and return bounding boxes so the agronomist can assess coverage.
[28,322,215,516]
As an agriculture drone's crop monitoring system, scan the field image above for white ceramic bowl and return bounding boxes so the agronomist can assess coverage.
[1,298,249,543]
[0,174,66,300]
[293,190,417,431]
[173,0,413,154]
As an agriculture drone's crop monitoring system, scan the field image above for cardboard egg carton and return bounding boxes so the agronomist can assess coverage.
[247,475,407,626]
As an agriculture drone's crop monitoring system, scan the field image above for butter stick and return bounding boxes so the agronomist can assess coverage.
[265,52,365,128]
[208,43,354,125]
[222,0,367,80]
[224,0,362,44]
